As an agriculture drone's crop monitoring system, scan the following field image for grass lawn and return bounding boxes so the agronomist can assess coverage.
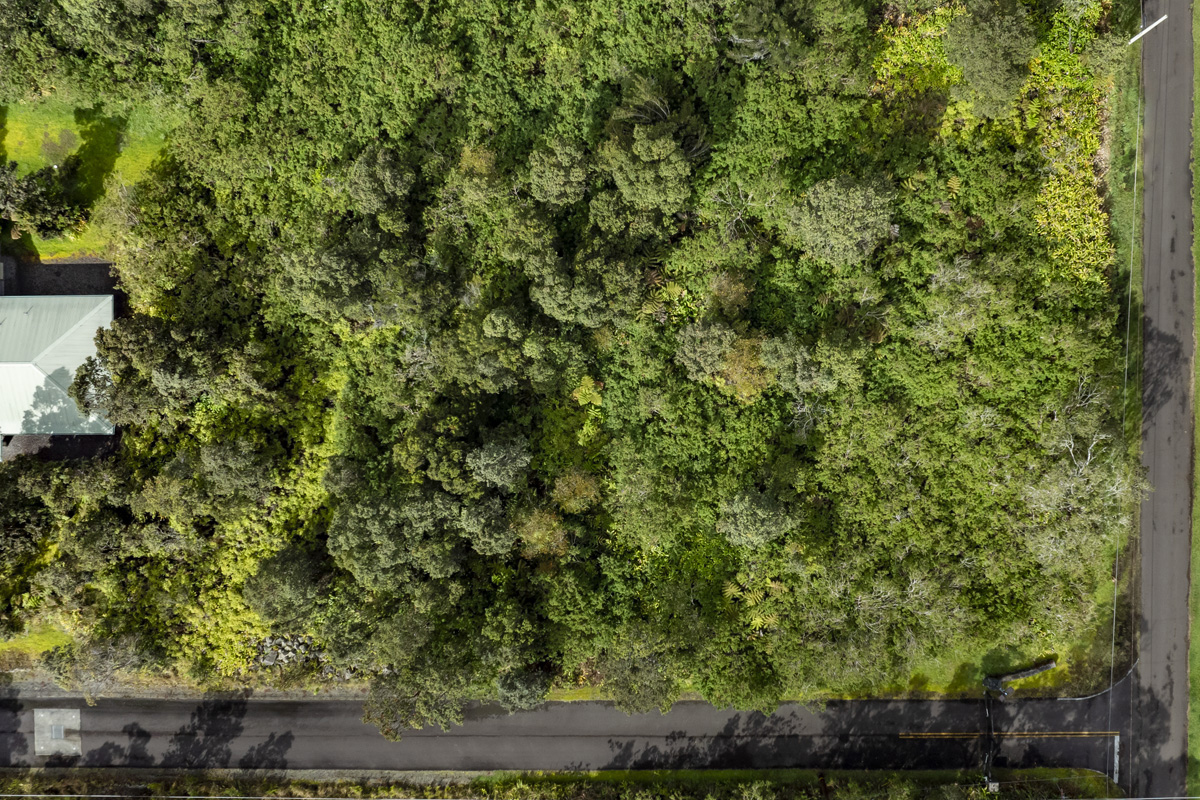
[0,96,174,261]
[0,624,70,671]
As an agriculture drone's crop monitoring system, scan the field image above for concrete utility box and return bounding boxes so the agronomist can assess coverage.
[33,708,81,756]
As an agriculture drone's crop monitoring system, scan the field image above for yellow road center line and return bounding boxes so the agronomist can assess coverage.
[899,731,1118,739]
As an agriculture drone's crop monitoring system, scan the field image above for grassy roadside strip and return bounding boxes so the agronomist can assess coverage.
[0,768,1114,799]
[1106,0,1145,732]
[1189,0,1200,789]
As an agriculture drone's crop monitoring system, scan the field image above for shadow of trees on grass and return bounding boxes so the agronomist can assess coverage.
[1,103,126,259]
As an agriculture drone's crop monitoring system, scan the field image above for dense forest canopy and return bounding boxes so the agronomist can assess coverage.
[0,0,1140,731]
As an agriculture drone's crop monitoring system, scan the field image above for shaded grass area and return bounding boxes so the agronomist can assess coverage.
[0,96,173,261]
[0,768,1116,799]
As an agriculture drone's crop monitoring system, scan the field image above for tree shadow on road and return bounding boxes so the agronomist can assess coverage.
[1142,320,1184,421]
[238,730,294,771]
[597,701,984,771]
[159,697,250,768]
[0,697,28,767]
[84,721,153,767]
[81,695,294,769]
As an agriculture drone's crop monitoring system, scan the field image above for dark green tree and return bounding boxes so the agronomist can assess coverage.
[244,546,327,631]
[944,0,1038,118]
[0,158,88,238]
[466,435,532,491]
[495,666,552,712]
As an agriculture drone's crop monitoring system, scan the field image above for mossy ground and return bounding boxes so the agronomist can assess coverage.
[0,624,70,671]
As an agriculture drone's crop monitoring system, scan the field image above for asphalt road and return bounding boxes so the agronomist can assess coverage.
[1135,0,1195,794]
[0,679,1129,776]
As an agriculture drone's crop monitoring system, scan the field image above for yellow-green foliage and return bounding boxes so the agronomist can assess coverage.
[1034,174,1112,287]
[878,0,1116,298]
[173,451,334,675]
[151,364,341,675]
[571,375,603,407]
[873,8,965,98]
[1025,2,1114,293]
[552,468,601,514]
[519,508,568,560]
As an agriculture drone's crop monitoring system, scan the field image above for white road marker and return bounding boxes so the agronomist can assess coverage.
[1128,14,1168,45]
[1113,733,1120,785]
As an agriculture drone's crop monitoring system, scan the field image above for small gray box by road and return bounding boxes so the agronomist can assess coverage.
[34,708,80,756]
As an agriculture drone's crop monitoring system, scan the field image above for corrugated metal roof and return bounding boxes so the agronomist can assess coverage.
[0,296,114,435]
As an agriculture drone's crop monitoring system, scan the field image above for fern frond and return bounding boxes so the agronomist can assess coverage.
[640,299,664,316]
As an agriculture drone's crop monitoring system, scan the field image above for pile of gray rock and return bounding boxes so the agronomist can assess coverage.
[251,635,369,682]
[320,663,359,682]
[254,635,319,668]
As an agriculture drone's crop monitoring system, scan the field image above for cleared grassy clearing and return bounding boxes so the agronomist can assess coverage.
[0,624,70,657]
[0,624,70,672]
[0,97,173,260]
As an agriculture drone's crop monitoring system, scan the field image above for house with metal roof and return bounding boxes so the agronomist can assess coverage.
[0,295,114,460]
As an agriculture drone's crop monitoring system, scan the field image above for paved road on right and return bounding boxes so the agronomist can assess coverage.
[1135,0,1195,793]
